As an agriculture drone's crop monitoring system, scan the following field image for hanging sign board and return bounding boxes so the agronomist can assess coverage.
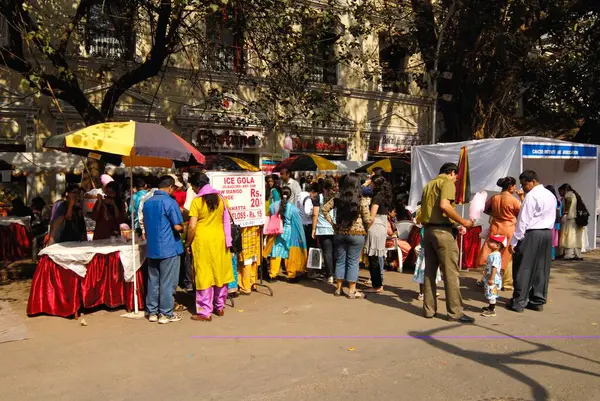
[206,171,265,227]
[522,143,598,159]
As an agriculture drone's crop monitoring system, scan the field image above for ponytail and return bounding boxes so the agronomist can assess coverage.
[279,186,292,222]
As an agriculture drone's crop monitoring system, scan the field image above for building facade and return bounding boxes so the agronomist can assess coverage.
[0,2,431,203]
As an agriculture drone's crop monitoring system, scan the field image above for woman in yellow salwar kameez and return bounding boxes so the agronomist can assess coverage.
[185,173,234,322]
[264,186,307,282]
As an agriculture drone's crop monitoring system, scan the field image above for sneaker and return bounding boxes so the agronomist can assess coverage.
[158,313,182,324]
[327,276,334,284]
[147,314,158,323]
[481,309,496,317]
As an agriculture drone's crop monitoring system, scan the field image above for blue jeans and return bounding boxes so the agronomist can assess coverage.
[333,235,365,283]
[146,255,181,317]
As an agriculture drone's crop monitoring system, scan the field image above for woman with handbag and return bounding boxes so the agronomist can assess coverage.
[185,173,234,321]
[264,186,307,282]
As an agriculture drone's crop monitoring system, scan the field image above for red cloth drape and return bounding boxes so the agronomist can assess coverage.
[458,226,482,269]
[27,252,145,318]
[0,223,31,261]
[405,225,421,266]
[27,256,81,317]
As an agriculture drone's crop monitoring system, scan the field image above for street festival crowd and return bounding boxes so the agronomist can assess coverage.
[7,163,595,324]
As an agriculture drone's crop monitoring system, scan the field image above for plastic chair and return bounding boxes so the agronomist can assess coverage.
[395,221,415,241]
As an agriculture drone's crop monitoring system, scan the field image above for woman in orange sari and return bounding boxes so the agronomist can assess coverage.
[478,177,522,291]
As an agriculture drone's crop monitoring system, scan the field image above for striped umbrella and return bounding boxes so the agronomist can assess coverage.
[455,146,471,205]
[355,158,410,173]
[201,155,260,172]
[44,121,205,168]
[273,154,336,172]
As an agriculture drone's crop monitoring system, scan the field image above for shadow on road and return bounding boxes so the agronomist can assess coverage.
[407,324,600,401]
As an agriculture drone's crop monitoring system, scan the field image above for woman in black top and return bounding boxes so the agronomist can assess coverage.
[364,176,393,293]
[47,185,86,245]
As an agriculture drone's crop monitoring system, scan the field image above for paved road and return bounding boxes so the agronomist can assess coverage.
[1,255,600,401]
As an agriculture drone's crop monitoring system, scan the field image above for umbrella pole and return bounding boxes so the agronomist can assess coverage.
[130,166,139,314]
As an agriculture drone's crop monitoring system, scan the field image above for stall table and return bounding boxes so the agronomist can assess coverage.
[0,216,31,262]
[27,239,146,318]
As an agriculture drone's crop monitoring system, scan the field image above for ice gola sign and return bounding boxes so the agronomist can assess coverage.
[206,172,265,227]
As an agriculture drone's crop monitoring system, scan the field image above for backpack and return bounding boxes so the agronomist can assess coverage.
[574,193,590,227]
[297,192,314,221]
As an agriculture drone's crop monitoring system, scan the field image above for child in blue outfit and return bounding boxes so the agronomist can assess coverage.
[481,235,506,317]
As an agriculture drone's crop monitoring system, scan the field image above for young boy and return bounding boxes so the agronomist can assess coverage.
[481,235,506,317]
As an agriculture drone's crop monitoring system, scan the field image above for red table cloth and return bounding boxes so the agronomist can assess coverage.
[0,223,31,262]
[27,252,145,318]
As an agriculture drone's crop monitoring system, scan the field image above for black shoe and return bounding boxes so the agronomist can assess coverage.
[525,303,544,312]
[288,276,301,284]
[447,314,475,323]
[505,302,524,313]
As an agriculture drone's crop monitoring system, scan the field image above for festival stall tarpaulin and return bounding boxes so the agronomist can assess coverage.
[206,171,266,227]
[409,136,598,249]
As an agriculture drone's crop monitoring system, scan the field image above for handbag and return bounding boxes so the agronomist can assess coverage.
[306,247,322,269]
[263,213,284,235]
[224,205,243,254]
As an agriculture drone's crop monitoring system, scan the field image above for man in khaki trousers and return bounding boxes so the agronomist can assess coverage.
[420,162,475,323]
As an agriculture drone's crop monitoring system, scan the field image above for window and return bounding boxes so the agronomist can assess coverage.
[205,6,244,72]
[304,19,338,85]
[85,2,135,59]
[379,33,411,94]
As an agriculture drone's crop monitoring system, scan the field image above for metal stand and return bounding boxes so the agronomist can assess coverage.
[251,232,273,296]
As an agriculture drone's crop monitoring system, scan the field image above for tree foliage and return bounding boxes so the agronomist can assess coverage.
[402,0,598,142]
[0,0,382,131]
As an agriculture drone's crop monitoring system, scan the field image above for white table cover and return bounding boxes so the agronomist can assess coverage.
[0,216,31,228]
[39,239,146,282]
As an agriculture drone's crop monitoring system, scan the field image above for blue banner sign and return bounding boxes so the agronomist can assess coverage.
[522,143,598,159]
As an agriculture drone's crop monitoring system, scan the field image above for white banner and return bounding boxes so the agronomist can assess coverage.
[206,171,265,227]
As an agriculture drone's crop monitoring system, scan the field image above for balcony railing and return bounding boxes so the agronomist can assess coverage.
[205,43,243,73]
[87,30,127,59]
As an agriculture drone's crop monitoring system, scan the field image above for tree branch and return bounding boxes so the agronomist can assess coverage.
[100,0,183,119]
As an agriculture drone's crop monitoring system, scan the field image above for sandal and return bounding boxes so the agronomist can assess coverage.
[365,287,384,294]
[174,303,187,312]
[334,289,345,297]
[347,291,365,299]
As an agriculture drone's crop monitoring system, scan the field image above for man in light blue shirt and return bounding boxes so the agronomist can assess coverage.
[142,175,184,324]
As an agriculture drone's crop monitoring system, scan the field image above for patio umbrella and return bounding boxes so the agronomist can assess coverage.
[44,121,205,315]
[355,158,410,173]
[273,154,336,172]
[201,155,260,172]
[44,121,205,168]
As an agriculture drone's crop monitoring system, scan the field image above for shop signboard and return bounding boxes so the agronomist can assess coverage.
[521,143,598,159]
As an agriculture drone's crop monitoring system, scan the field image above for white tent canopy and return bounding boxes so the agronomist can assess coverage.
[409,137,598,249]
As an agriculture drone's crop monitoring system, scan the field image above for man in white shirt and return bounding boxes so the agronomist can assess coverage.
[279,168,302,205]
[507,170,556,313]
